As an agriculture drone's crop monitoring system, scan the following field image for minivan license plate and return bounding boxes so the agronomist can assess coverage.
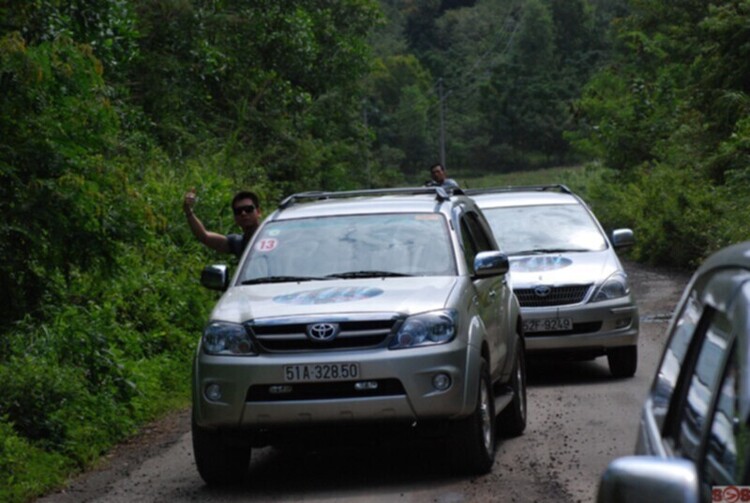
[523,318,572,333]
[284,363,360,382]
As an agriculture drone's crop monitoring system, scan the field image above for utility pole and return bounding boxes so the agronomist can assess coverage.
[438,78,446,169]
[362,99,371,188]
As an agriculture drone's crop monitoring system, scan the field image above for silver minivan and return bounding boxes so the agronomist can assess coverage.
[192,187,526,485]
[467,185,639,377]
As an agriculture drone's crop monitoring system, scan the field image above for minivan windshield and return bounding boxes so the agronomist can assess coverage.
[481,203,607,255]
[238,213,456,284]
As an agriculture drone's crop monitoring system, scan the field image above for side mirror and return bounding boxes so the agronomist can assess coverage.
[611,228,635,249]
[597,456,699,503]
[474,251,510,277]
[200,264,229,291]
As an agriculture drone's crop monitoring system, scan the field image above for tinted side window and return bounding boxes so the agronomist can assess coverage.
[677,311,732,459]
[701,343,743,495]
[701,281,750,494]
[460,219,478,274]
[652,290,704,430]
[465,212,495,252]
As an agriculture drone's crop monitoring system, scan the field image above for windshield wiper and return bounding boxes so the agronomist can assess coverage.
[326,270,413,279]
[241,276,327,285]
[511,248,590,255]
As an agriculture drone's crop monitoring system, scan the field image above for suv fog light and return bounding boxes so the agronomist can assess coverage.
[432,373,451,391]
[205,383,222,401]
[615,317,631,329]
[355,381,379,391]
[269,385,293,394]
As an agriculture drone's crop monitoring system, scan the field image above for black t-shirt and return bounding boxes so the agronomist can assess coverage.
[226,233,250,258]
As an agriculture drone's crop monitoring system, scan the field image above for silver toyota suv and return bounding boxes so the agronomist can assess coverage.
[192,187,526,485]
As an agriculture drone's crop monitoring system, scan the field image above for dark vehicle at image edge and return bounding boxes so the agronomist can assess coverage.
[192,187,527,485]
[598,241,750,503]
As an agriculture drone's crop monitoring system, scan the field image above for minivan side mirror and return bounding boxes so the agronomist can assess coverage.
[597,456,699,503]
[200,264,229,291]
[611,228,635,249]
[474,251,510,277]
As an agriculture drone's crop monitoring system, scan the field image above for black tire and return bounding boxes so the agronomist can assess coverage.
[607,345,638,378]
[192,415,251,486]
[448,359,496,475]
[497,340,527,437]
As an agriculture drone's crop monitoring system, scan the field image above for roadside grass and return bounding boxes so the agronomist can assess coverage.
[453,165,590,193]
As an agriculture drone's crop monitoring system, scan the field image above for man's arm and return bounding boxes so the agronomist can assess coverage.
[184,190,231,254]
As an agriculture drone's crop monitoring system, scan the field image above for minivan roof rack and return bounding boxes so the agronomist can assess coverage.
[278,186,464,209]
[463,184,572,195]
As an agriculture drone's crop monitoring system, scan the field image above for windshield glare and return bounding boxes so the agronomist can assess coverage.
[239,213,456,282]
[482,203,607,255]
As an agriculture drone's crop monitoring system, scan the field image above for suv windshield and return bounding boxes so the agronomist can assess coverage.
[238,213,456,283]
[482,203,607,255]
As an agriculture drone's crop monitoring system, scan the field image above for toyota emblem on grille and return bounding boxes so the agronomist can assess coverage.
[307,322,339,342]
[534,285,552,297]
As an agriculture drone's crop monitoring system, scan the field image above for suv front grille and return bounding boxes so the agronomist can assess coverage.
[248,318,397,352]
[515,284,592,307]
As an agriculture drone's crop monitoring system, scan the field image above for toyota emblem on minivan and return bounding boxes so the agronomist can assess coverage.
[534,285,552,297]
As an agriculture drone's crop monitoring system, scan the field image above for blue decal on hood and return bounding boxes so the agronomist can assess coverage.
[274,286,384,305]
[511,256,573,272]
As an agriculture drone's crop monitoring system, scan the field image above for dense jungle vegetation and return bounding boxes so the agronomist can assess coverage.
[1,1,749,500]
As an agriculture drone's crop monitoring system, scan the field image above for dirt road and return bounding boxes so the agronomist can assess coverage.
[38,260,691,503]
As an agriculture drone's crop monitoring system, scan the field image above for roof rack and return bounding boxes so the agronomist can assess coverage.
[463,184,573,195]
[278,186,464,209]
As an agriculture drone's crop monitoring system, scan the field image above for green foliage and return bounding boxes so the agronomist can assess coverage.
[365,54,435,177]
[0,32,135,328]
[130,0,381,194]
[582,164,717,267]
[1,2,383,499]
[373,0,618,173]
[0,418,70,503]
[569,0,750,266]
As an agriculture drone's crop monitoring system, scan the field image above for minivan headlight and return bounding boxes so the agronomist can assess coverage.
[592,272,630,302]
[389,310,458,349]
[202,322,257,355]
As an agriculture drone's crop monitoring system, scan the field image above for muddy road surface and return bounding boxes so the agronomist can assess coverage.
[38,260,691,503]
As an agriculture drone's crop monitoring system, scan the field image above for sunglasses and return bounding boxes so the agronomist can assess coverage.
[233,204,256,216]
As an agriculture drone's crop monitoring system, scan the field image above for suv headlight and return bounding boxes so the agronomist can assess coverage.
[389,310,458,349]
[592,272,630,302]
[202,322,257,356]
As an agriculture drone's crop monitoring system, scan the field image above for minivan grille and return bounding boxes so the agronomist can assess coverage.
[514,284,592,307]
[247,318,397,352]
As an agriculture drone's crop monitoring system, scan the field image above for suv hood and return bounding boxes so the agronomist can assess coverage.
[509,249,622,287]
[210,277,460,323]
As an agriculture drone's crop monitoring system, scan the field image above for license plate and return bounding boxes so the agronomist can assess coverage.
[523,317,573,333]
[284,363,360,382]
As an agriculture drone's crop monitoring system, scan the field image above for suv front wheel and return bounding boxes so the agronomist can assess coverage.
[497,338,527,436]
[448,359,496,474]
[192,414,252,485]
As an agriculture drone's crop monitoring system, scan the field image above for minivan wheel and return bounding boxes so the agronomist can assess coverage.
[607,345,638,378]
[192,415,251,485]
[448,359,496,474]
[497,340,527,436]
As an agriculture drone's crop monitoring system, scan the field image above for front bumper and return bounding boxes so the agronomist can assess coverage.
[523,297,639,352]
[193,340,481,429]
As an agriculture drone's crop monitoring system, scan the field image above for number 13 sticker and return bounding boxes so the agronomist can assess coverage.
[256,238,278,252]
